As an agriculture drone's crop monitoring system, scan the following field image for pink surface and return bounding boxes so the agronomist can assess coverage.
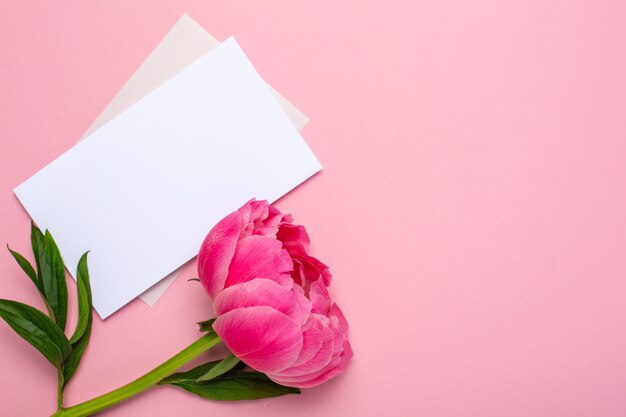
[1,1,625,416]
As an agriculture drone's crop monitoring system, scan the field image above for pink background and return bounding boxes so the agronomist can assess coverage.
[1,1,626,416]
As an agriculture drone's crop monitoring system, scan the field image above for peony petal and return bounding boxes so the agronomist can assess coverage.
[238,199,271,238]
[290,259,307,288]
[289,316,325,367]
[253,224,281,238]
[273,314,334,377]
[269,339,352,388]
[266,205,289,227]
[270,305,352,388]
[214,278,311,325]
[284,243,332,287]
[197,211,241,299]
[309,281,331,314]
[329,303,349,333]
[235,200,291,238]
[277,223,311,251]
[301,254,332,287]
[277,340,353,388]
[225,235,293,288]
[213,306,303,373]
[275,207,294,225]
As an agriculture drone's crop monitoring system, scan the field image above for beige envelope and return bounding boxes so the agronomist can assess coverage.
[79,14,309,306]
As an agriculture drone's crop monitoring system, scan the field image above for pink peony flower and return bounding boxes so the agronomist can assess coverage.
[197,199,352,388]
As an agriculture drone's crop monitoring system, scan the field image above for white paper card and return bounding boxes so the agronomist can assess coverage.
[79,14,309,306]
[14,38,321,319]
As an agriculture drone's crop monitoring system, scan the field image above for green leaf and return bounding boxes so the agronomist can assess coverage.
[62,319,92,388]
[197,318,216,333]
[196,353,240,382]
[7,245,41,292]
[21,223,57,319]
[69,252,92,344]
[160,361,300,401]
[63,252,93,389]
[38,230,68,331]
[7,244,56,319]
[30,222,44,281]
[161,360,244,383]
[0,299,71,368]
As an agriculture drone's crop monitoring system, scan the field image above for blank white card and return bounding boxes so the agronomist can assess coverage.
[14,38,321,319]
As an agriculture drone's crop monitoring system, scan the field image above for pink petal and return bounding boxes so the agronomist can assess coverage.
[274,205,294,225]
[213,306,303,373]
[273,314,335,377]
[329,303,349,333]
[252,224,281,238]
[253,205,289,237]
[253,202,287,238]
[225,235,293,288]
[284,340,353,388]
[284,243,332,287]
[309,281,331,314]
[214,278,311,325]
[290,259,307,288]
[238,199,270,238]
[270,339,353,388]
[289,316,325,367]
[270,305,352,388]
[197,211,241,299]
[277,223,311,251]
[267,205,289,226]
[301,254,332,287]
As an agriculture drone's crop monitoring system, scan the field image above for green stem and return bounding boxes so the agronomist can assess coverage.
[57,369,64,409]
[52,333,220,417]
